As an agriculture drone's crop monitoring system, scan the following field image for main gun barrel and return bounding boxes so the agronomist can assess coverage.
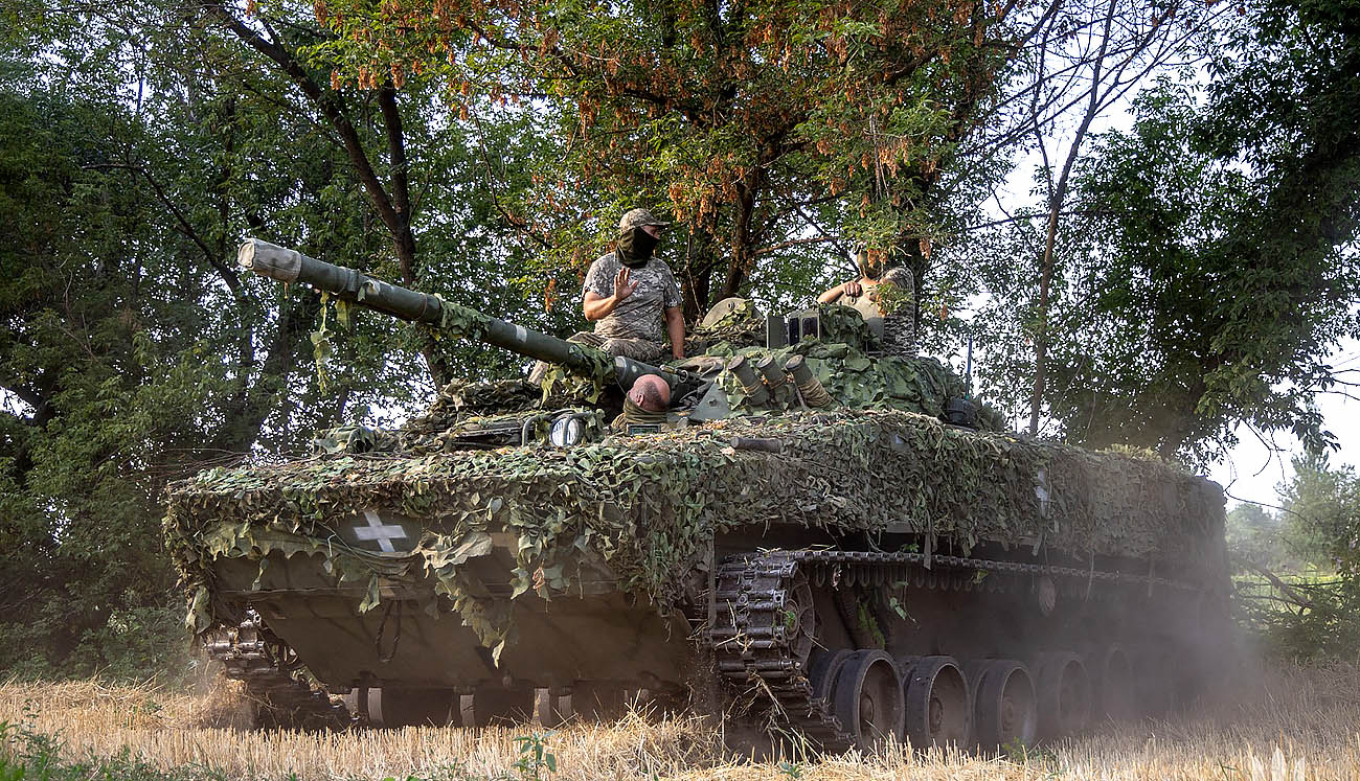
[238,239,684,390]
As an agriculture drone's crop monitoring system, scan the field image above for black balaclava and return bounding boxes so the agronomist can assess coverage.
[617,227,660,268]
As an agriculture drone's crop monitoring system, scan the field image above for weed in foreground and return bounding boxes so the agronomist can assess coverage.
[4,714,566,781]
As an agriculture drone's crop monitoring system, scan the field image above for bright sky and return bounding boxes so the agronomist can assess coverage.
[1208,340,1360,510]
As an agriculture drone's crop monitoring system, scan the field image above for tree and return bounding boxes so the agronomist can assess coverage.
[964,0,1360,460]
[313,0,1043,319]
[1280,455,1360,574]
[1014,0,1221,436]
[1225,503,1290,571]
[1237,456,1360,659]
[0,0,565,676]
[0,79,202,674]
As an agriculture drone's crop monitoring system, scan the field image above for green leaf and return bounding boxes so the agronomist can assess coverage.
[358,575,382,613]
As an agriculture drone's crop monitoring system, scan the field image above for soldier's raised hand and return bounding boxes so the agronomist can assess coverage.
[614,266,640,301]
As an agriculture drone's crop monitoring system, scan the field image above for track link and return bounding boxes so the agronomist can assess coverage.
[712,552,854,750]
[204,611,352,730]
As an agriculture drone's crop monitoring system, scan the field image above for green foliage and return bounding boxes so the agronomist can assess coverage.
[0,714,63,781]
[1232,456,1360,660]
[1279,455,1360,573]
[312,0,1020,311]
[961,0,1360,462]
[0,715,560,781]
[2,0,1352,679]
[1054,74,1356,459]
[0,714,225,781]
[1236,572,1360,660]
[1226,504,1298,572]
[0,0,564,678]
[507,734,556,781]
[0,76,195,678]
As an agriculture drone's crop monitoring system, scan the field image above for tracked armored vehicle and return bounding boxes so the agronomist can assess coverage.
[165,240,1231,752]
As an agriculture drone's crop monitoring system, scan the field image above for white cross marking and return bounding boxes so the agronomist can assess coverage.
[1034,467,1052,516]
[354,510,408,553]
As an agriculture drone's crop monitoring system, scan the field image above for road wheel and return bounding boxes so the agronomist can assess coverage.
[903,655,970,749]
[832,649,904,752]
[1033,652,1091,739]
[970,660,1036,750]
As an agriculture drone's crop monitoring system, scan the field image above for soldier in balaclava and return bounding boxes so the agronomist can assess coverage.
[578,208,685,362]
[818,244,917,357]
[529,208,685,386]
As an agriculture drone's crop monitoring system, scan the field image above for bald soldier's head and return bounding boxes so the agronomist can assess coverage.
[627,374,671,413]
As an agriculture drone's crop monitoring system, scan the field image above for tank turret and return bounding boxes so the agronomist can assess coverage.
[239,239,976,429]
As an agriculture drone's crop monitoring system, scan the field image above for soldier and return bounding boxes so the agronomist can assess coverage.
[530,208,684,386]
[818,244,917,357]
[579,207,685,361]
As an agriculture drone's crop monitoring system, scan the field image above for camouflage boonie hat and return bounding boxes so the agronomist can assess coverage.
[619,208,670,234]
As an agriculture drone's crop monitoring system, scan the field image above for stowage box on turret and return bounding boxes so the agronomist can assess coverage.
[165,240,1231,751]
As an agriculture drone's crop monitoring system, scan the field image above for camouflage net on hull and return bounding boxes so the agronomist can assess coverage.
[165,410,1225,658]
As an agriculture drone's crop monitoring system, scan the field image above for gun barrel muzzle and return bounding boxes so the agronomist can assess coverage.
[238,239,305,283]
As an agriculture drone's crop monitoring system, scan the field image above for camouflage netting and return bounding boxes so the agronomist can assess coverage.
[165,409,1224,657]
[705,343,969,416]
[686,301,874,354]
[313,346,997,461]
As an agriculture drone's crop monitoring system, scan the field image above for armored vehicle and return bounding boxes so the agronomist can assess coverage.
[165,240,1231,752]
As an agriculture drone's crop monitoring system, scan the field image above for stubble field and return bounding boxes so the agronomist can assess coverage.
[2,661,1359,781]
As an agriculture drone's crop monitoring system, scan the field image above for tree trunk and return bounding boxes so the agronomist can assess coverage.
[719,174,763,300]
[1027,0,1118,436]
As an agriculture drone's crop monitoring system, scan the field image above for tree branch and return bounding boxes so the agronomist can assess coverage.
[198,3,403,240]
[82,162,241,293]
[752,235,839,257]
[1234,558,1316,611]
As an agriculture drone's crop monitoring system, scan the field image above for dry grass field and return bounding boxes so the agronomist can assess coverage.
[2,661,1359,781]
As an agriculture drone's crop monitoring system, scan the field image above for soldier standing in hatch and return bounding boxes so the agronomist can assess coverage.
[579,208,685,361]
[818,243,917,357]
[529,208,685,385]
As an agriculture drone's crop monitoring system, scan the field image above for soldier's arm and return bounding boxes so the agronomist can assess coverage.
[818,280,864,304]
[584,267,638,320]
[665,305,685,358]
[583,291,615,321]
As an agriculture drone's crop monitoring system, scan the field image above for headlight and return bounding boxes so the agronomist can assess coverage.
[549,416,585,448]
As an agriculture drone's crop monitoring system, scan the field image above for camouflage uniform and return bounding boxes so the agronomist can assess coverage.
[574,251,683,363]
[528,208,681,385]
[877,267,917,358]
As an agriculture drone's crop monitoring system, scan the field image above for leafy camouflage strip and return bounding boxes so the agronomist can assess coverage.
[414,302,982,429]
[687,301,875,355]
[165,409,1223,658]
[701,344,970,417]
[316,337,996,457]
